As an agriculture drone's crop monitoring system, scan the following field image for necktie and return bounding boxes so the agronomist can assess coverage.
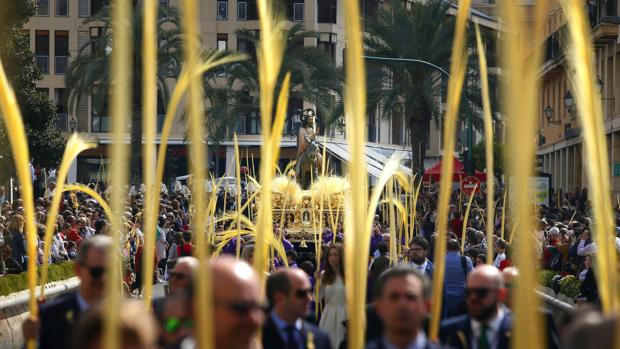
[285,324,297,349]
[478,324,491,349]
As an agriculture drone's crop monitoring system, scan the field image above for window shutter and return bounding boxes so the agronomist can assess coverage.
[78,0,90,17]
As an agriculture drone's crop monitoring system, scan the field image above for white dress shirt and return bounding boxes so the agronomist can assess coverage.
[470,307,505,349]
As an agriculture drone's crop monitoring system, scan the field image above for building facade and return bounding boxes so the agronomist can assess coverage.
[24,0,499,184]
[537,0,620,196]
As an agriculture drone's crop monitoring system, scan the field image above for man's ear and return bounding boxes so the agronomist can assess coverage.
[424,299,432,314]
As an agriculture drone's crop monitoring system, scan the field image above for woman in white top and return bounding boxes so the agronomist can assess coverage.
[319,243,347,348]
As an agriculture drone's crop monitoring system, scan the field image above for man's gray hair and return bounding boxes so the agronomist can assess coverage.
[76,235,112,265]
[375,264,431,300]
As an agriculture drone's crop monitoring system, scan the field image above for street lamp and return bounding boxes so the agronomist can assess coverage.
[597,76,604,94]
[563,90,574,112]
[545,105,560,125]
[69,117,77,133]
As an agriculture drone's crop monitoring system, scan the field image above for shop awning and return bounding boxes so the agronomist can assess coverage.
[321,141,412,179]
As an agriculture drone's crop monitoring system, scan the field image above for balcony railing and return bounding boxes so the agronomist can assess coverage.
[36,55,49,75]
[55,56,68,75]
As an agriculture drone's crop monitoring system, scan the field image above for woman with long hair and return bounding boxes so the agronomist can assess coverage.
[7,214,26,268]
[319,243,347,348]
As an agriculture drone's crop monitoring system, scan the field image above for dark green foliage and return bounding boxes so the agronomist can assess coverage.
[471,141,505,179]
[364,1,499,174]
[204,23,343,141]
[0,0,65,182]
[0,262,75,296]
[65,5,183,184]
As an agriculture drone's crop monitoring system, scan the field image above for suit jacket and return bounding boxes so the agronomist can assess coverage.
[39,291,83,349]
[262,316,332,349]
[439,312,512,349]
[365,337,447,349]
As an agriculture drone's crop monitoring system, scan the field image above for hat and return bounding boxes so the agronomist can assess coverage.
[549,227,560,236]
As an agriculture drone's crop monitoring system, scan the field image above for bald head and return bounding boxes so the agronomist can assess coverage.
[501,267,519,309]
[465,265,505,322]
[502,267,519,285]
[467,264,504,289]
[211,257,264,349]
[169,257,199,294]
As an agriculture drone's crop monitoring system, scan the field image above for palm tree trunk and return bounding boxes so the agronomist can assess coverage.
[131,106,142,186]
[410,124,427,176]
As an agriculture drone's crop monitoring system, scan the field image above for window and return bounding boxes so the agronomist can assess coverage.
[159,0,169,8]
[318,0,337,24]
[216,34,228,76]
[238,0,258,20]
[360,0,379,20]
[56,0,69,16]
[238,1,247,20]
[91,0,109,16]
[368,110,377,142]
[36,0,50,16]
[318,33,336,62]
[217,33,228,52]
[218,1,228,20]
[35,30,50,74]
[91,91,109,132]
[237,38,256,62]
[55,89,68,132]
[293,2,304,21]
[288,1,304,21]
[79,0,90,17]
[55,31,69,75]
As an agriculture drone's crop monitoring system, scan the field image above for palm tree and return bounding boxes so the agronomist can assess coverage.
[364,0,497,174]
[65,4,183,184]
[203,23,343,141]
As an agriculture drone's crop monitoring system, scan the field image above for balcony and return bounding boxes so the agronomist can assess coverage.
[36,55,49,75]
[55,56,68,75]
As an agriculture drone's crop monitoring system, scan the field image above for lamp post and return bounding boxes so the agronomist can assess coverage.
[69,117,77,133]
[563,90,574,113]
[544,105,560,125]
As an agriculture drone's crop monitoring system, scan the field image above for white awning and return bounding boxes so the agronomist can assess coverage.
[321,141,412,179]
[322,142,383,178]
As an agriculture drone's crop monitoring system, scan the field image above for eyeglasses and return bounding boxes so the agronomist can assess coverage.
[216,300,267,315]
[81,264,105,279]
[169,271,190,281]
[164,317,193,333]
[293,288,312,299]
[464,287,498,299]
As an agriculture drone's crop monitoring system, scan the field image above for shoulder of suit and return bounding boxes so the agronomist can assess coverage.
[440,314,470,329]
[364,338,383,349]
[40,291,78,313]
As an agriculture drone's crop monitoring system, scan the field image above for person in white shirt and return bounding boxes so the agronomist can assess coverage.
[493,239,508,268]
[576,229,620,256]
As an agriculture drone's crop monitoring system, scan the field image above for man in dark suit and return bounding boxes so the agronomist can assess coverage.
[366,265,444,349]
[264,268,332,349]
[440,265,511,349]
[22,235,112,349]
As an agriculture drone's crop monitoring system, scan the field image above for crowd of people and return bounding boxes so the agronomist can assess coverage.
[1,175,612,349]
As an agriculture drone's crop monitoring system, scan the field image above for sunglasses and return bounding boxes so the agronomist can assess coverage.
[464,287,498,299]
[82,265,105,279]
[164,317,193,333]
[169,271,189,281]
[217,300,267,315]
[293,288,312,299]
